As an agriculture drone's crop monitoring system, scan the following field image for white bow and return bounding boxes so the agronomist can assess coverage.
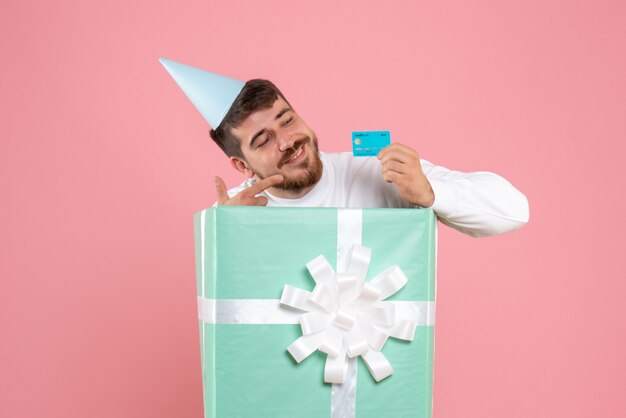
[280,245,418,384]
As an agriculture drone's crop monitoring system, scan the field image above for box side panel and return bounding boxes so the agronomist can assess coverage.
[200,323,216,418]
[195,209,217,417]
[193,211,203,298]
[427,214,436,417]
[427,209,436,302]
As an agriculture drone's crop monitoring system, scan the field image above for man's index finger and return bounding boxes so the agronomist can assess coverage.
[246,174,284,196]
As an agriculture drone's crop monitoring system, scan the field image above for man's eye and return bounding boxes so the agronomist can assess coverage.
[257,137,269,148]
[283,117,293,126]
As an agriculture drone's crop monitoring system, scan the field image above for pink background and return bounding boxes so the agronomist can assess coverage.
[2,1,625,417]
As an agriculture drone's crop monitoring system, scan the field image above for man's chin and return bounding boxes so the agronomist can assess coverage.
[271,154,323,192]
[275,172,320,192]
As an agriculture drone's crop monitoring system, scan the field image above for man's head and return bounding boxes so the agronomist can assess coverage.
[210,80,323,197]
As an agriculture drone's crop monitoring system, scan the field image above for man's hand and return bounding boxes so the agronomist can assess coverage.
[377,143,435,207]
[214,175,284,206]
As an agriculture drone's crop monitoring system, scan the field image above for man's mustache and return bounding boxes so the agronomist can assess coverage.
[278,138,310,168]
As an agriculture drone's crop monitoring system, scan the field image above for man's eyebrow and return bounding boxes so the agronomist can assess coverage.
[275,107,291,119]
[249,107,292,148]
[249,128,266,148]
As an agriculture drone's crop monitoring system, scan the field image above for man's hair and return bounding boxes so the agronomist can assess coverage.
[209,79,291,158]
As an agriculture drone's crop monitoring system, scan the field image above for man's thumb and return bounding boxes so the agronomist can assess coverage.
[214,176,229,205]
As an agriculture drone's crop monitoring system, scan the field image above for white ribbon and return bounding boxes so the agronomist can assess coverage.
[197,297,434,327]
[280,245,419,384]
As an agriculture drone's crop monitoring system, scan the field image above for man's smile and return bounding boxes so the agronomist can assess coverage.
[284,144,305,165]
[278,140,309,168]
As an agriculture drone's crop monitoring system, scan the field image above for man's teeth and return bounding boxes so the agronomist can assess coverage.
[287,146,303,163]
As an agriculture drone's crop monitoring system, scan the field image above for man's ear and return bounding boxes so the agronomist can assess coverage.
[229,156,254,177]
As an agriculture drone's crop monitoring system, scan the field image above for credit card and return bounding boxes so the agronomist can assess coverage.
[352,131,391,157]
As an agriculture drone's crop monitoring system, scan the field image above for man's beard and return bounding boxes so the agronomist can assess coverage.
[256,136,323,193]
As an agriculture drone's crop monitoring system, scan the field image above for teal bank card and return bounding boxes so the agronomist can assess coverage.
[352,131,391,156]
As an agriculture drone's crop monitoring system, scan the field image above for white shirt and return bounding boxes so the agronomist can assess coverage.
[227,152,529,238]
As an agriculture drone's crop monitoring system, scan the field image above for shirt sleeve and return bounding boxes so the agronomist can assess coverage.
[421,159,530,237]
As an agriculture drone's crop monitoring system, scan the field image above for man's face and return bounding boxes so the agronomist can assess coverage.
[230,97,323,195]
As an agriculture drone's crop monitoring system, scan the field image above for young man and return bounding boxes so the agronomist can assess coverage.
[161,59,529,238]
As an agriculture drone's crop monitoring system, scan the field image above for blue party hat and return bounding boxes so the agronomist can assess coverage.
[159,58,245,128]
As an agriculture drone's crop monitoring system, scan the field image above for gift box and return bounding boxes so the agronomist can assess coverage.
[193,207,436,418]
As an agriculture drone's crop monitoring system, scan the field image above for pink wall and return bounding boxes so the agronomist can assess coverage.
[2,1,625,417]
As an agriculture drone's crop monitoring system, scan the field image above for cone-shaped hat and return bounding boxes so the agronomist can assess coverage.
[159,58,245,128]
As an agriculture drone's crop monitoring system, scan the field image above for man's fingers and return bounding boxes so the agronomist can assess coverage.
[378,142,418,161]
[378,142,403,160]
[214,176,229,205]
[380,148,418,166]
[246,174,284,196]
[215,175,280,206]
[381,160,410,174]
[382,168,402,184]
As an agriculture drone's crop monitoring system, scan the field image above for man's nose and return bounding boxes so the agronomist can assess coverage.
[277,131,296,152]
